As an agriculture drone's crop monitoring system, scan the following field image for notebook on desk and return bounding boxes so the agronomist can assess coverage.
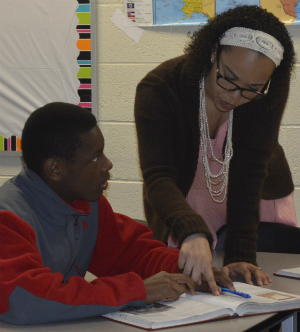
[274,267,300,280]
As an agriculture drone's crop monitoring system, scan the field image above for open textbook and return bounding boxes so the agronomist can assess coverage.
[103,282,300,330]
[274,267,300,280]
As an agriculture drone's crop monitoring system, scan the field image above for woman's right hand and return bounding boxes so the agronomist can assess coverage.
[196,267,235,293]
[178,233,233,295]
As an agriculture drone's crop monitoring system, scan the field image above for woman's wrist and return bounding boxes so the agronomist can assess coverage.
[184,233,208,242]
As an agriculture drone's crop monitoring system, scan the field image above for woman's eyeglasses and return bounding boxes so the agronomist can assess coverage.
[216,56,271,101]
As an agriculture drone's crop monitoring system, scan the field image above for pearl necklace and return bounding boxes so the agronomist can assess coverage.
[199,77,233,203]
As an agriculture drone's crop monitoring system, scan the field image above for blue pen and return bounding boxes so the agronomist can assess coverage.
[220,287,251,299]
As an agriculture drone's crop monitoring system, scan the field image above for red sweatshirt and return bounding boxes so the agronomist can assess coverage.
[0,168,179,325]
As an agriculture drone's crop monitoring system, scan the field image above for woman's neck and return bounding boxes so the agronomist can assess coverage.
[203,82,230,139]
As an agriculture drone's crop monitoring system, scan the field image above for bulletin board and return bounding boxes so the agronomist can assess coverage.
[0,0,97,153]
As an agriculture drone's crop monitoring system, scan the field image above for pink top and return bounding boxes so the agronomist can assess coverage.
[169,121,297,249]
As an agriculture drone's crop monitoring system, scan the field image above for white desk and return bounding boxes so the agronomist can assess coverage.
[0,251,299,332]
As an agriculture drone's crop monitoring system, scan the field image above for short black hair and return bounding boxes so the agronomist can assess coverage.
[184,5,295,91]
[22,102,97,175]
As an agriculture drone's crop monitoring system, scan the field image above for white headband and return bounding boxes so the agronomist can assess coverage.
[220,27,284,67]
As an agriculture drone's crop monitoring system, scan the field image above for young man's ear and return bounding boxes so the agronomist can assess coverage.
[44,158,62,181]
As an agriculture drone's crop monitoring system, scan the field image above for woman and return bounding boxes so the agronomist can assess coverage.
[134,5,300,295]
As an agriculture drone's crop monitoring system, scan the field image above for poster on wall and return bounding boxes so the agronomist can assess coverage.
[124,0,300,26]
[0,0,95,152]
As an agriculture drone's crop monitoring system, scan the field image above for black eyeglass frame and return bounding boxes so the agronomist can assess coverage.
[216,54,271,101]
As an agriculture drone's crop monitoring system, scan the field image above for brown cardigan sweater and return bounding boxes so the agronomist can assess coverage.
[134,55,294,266]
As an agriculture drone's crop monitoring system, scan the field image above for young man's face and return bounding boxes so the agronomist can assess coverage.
[57,125,113,205]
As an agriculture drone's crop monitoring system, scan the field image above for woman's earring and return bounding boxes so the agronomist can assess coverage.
[211,58,213,63]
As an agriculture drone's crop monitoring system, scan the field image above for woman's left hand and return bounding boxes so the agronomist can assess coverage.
[221,262,272,286]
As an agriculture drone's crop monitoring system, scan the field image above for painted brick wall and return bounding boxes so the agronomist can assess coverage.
[0,1,299,227]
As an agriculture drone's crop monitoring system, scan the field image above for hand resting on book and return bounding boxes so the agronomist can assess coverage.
[222,262,272,286]
[144,271,196,304]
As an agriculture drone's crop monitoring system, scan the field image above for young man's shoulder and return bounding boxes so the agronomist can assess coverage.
[0,174,33,221]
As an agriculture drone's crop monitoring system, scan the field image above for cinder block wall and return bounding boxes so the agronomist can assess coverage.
[0,1,299,227]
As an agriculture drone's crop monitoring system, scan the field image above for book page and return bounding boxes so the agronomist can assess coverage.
[184,282,300,315]
[234,282,300,302]
[234,283,300,316]
[184,288,246,312]
[103,282,300,329]
[104,297,233,329]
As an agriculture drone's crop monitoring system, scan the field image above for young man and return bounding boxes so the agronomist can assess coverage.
[0,103,232,325]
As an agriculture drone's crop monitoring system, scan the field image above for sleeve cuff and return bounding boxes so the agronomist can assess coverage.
[171,214,214,249]
[223,237,257,266]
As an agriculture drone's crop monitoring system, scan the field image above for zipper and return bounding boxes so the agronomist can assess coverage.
[73,213,89,240]
[71,213,89,277]
[74,215,79,240]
